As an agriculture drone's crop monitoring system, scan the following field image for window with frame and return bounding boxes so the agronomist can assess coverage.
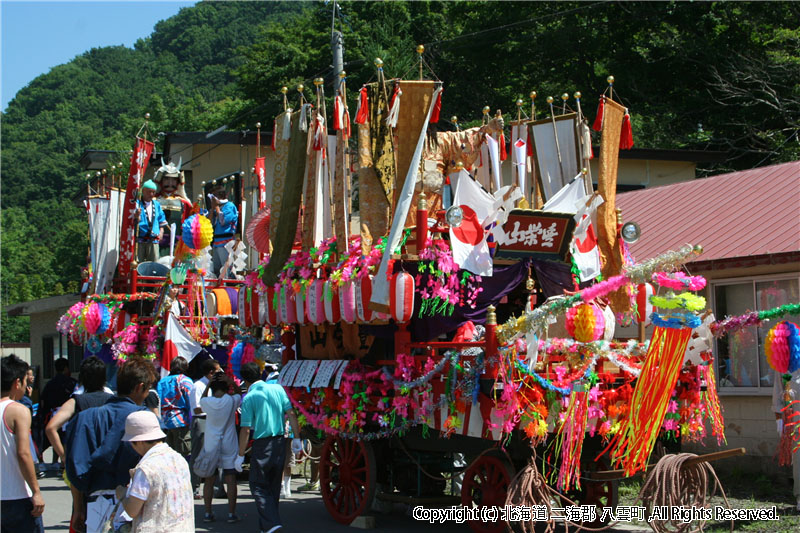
[713,275,799,392]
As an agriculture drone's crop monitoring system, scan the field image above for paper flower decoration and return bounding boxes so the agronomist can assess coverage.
[83,302,111,336]
[181,214,213,250]
[765,321,800,374]
[565,303,605,343]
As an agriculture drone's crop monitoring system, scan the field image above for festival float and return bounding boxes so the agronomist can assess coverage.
[59,47,800,533]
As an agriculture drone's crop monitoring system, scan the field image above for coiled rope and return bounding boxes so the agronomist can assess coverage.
[638,453,732,533]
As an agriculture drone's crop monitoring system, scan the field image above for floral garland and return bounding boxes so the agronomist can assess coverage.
[709,302,800,337]
[497,244,702,345]
[652,271,706,291]
[111,322,139,365]
[651,311,702,329]
[650,292,706,312]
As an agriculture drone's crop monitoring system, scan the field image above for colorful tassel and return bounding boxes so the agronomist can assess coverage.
[555,389,589,491]
[386,84,401,128]
[499,132,507,161]
[619,109,634,150]
[333,95,342,131]
[281,110,292,140]
[592,96,604,131]
[606,325,693,476]
[430,89,442,123]
[354,86,369,125]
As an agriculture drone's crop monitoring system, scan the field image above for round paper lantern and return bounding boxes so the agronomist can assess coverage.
[263,287,278,327]
[278,286,297,324]
[306,279,326,325]
[323,280,341,323]
[390,272,415,323]
[294,287,307,325]
[765,321,800,374]
[636,283,654,326]
[339,281,357,324]
[84,302,111,336]
[565,303,605,343]
[249,290,261,327]
[181,214,213,250]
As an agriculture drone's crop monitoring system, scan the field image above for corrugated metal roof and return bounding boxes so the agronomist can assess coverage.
[617,161,800,263]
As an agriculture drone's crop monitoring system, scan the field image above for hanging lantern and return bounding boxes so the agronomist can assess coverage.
[636,283,654,326]
[181,214,213,250]
[294,287,307,325]
[356,276,374,323]
[765,321,800,374]
[390,272,415,324]
[278,285,297,324]
[324,280,341,323]
[249,290,261,327]
[238,286,249,328]
[263,286,278,327]
[339,281,357,324]
[565,302,605,343]
[306,279,326,325]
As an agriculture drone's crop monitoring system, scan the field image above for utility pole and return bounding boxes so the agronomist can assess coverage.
[332,30,344,89]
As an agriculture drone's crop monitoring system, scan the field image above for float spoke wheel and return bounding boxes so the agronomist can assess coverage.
[319,436,376,525]
[461,454,514,533]
[560,455,619,528]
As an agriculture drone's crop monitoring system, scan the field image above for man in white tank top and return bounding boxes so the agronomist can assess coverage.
[1,354,44,532]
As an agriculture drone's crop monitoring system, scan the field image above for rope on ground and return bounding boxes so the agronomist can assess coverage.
[637,453,732,533]
[395,438,469,482]
[505,450,619,533]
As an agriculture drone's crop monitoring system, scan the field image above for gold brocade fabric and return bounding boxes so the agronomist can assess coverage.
[333,129,350,244]
[596,98,629,313]
[268,112,290,244]
[368,83,395,203]
[393,81,435,203]
[357,113,390,239]
[262,110,308,285]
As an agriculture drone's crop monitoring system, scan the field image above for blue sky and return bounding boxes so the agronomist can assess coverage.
[1,0,196,111]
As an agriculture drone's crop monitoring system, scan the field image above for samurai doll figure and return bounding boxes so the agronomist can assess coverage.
[154,158,192,256]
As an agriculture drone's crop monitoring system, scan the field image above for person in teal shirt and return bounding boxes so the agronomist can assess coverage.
[236,363,300,533]
[137,180,167,263]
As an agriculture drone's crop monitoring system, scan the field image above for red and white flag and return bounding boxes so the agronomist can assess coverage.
[570,194,604,282]
[450,170,495,276]
[161,313,202,377]
[118,137,154,282]
[254,157,266,210]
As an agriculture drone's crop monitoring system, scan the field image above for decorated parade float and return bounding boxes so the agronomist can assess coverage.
[59,48,800,532]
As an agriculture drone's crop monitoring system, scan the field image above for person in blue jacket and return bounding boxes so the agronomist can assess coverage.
[208,185,238,277]
[64,357,158,531]
[136,180,167,263]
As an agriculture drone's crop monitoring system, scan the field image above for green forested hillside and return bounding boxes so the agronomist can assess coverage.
[2,1,798,342]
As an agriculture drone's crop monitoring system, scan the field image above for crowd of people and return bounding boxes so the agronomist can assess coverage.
[1,353,314,533]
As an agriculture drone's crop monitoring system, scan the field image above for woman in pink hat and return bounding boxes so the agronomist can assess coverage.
[115,411,194,532]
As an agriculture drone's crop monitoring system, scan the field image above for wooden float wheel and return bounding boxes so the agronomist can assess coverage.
[319,435,376,525]
[461,454,514,533]
[560,455,619,528]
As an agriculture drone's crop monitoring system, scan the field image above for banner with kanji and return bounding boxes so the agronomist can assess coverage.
[254,156,266,210]
[117,137,154,283]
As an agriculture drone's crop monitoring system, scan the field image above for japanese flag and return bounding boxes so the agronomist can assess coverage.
[570,194,604,282]
[161,313,202,378]
[450,170,494,276]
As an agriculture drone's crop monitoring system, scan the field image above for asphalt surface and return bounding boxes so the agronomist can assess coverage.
[36,454,650,533]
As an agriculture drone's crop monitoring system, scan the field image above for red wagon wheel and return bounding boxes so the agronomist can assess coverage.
[461,454,514,533]
[319,435,376,525]
[560,454,619,528]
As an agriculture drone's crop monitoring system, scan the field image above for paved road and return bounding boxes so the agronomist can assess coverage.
[38,468,648,532]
